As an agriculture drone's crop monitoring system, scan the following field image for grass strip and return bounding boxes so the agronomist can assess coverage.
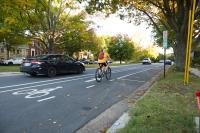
[0,65,20,72]
[118,68,200,133]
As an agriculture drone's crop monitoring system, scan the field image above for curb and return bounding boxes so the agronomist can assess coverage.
[76,67,165,133]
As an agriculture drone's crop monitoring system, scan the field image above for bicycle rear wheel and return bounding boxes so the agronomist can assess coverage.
[95,68,102,82]
[106,67,111,80]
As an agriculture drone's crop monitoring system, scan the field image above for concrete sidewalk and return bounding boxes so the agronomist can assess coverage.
[190,68,200,78]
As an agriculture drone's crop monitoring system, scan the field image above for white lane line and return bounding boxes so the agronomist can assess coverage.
[120,79,145,82]
[0,73,22,77]
[117,68,153,79]
[37,96,55,102]
[0,76,93,94]
[86,85,95,88]
[0,65,161,89]
[0,74,93,89]
[85,78,95,82]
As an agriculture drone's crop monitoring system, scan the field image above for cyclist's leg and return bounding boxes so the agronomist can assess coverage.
[102,63,107,73]
[104,62,108,72]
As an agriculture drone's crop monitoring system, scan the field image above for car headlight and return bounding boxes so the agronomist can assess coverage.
[81,62,85,66]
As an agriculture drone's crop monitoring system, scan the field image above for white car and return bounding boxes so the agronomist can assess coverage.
[3,57,25,65]
[142,58,151,64]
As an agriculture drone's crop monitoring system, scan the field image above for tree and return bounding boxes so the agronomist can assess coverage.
[16,0,80,54]
[108,36,134,64]
[81,0,200,71]
[58,13,99,56]
[0,0,29,59]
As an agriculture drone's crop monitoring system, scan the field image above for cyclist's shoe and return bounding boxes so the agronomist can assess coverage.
[98,74,101,78]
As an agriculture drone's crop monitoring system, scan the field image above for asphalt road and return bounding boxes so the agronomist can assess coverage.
[0,63,163,133]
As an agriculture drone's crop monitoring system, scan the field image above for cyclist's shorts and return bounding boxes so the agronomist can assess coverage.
[98,63,107,67]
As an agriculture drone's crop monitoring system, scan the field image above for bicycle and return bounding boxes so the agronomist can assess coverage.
[95,62,111,82]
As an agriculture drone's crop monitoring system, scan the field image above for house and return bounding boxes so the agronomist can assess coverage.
[0,40,44,60]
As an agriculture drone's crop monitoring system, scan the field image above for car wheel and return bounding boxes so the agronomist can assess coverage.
[78,66,84,74]
[30,73,37,77]
[8,62,13,65]
[47,67,56,77]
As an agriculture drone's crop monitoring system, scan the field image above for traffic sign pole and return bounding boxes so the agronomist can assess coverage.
[163,31,168,78]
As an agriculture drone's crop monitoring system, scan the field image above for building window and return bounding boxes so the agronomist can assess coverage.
[1,48,4,53]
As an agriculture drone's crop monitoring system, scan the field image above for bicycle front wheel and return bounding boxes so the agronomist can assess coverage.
[95,68,102,82]
[106,67,111,80]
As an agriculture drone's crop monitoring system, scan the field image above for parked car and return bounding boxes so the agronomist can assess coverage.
[142,58,151,64]
[159,60,164,63]
[159,59,172,65]
[165,60,172,65]
[20,54,85,77]
[79,59,93,64]
[3,57,25,65]
[93,60,98,64]
[0,58,4,65]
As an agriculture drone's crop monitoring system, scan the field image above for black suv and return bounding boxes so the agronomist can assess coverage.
[20,54,85,77]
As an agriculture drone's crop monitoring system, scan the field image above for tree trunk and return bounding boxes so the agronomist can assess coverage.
[120,57,122,64]
[6,49,9,60]
[174,34,187,71]
[48,38,54,54]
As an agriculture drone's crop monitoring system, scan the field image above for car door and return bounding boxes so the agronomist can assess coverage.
[51,55,66,74]
[65,57,77,73]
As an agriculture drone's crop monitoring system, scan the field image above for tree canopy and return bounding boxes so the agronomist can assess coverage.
[108,35,135,64]
[82,0,200,71]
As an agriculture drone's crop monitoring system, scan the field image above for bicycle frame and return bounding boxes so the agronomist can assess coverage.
[95,62,111,82]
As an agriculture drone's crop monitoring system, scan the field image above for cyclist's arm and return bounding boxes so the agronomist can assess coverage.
[107,54,112,62]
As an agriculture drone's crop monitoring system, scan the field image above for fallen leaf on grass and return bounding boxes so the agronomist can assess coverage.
[99,128,108,133]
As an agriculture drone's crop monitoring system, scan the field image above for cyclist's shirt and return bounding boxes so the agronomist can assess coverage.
[98,52,110,64]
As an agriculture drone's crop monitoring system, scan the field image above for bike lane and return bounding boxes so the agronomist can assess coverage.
[0,64,163,133]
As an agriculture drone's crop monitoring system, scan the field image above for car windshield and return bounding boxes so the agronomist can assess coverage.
[35,55,49,60]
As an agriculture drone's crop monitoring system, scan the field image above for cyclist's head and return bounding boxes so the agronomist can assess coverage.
[102,48,106,53]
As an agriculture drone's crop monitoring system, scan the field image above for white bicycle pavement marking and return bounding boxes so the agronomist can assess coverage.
[12,86,62,99]
[37,96,56,102]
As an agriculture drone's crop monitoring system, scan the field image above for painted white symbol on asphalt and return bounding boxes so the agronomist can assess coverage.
[12,86,63,99]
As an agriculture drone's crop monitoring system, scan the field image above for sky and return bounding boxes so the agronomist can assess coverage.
[89,14,154,48]
[87,14,173,54]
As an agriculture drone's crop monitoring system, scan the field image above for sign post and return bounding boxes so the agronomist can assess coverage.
[163,31,168,78]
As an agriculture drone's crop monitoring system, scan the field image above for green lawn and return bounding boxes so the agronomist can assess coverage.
[118,68,200,133]
[0,65,20,72]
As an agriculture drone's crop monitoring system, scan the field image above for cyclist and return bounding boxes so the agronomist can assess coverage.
[97,49,111,72]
